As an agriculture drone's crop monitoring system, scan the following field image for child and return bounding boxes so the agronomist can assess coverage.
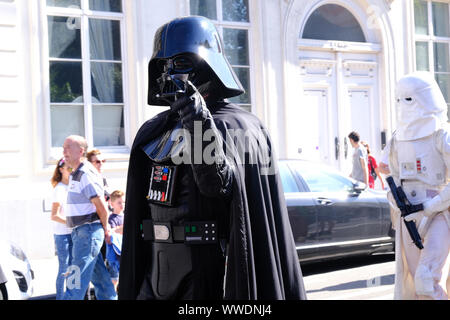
[108,190,124,234]
[106,190,124,291]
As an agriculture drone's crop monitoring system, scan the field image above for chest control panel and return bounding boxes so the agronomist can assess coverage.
[147,165,177,206]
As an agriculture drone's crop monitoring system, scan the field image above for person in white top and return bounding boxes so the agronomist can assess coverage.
[50,157,72,300]
[385,71,450,300]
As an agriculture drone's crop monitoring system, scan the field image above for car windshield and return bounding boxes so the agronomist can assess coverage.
[289,162,354,193]
[279,161,299,193]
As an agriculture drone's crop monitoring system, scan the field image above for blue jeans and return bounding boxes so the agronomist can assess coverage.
[106,244,120,280]
[54,234,73,300]
[63,223,117,300]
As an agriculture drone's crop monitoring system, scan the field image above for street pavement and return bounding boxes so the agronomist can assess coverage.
[29,256,58,298]
[303,260,395,300]
[28,255,395,300]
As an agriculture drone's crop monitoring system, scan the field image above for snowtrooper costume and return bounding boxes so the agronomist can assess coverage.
[387,71,450,300]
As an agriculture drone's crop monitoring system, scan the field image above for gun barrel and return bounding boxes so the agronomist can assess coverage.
[404,220,424,249]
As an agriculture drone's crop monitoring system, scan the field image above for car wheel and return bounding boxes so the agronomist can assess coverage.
[0,283,8,300]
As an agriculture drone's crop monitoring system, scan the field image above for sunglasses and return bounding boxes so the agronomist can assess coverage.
[94,159,106,164]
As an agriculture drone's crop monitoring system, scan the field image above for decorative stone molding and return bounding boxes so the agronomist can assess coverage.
[342,60,377,78]
[348,90,369,98]
[298,38,381,53]
[299,58,336,77]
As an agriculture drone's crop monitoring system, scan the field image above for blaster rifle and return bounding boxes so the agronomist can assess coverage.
[386,176,424,250]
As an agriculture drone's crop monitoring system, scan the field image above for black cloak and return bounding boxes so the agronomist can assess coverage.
[118,102,307,300]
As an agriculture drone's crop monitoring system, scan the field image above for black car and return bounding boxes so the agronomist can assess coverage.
[279,159,394,263]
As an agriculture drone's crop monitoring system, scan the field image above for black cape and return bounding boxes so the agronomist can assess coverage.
[118,102,307,300]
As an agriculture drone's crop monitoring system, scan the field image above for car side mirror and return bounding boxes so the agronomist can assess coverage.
[352,181,366,193]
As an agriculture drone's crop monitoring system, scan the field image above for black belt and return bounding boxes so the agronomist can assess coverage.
[141,219,218,245]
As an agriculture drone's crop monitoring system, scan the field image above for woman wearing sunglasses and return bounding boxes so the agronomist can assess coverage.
[87,149,110,202]
[50,157,73,299]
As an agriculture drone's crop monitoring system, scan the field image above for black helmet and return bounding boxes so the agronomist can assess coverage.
[148,16,244,106]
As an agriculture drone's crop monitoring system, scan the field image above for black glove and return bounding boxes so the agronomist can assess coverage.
[170,81,209,133]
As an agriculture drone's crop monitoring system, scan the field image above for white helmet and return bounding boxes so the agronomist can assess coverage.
[395,71,448,141]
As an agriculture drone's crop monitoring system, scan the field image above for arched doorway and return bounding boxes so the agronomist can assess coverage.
[287,3,382,181]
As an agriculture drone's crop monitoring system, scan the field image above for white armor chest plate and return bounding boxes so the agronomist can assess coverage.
[396,136,446,186]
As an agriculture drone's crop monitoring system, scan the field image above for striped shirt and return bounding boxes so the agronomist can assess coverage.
[66,161,104,228]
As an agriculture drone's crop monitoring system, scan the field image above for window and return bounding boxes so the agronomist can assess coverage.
[278,162,299,193]
[45,0,126,150]
[189,0,251,112]
[301,4,366,42]
[414,0,450,117]
[290,163,354,193]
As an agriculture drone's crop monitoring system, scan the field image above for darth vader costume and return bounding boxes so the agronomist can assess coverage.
[118,16,306,300]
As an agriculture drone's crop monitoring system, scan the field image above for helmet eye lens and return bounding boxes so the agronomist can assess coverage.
[403,97,414,104]
[158,56,196,74]
[172,56,195,73]
[396,97,415,105]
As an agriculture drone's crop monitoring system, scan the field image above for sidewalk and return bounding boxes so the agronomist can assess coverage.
[29,255,395,300]
[29,256,58,298]
[28,256,105,300]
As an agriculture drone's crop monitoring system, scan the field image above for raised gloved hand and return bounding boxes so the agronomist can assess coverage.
[422,195,445,216]
[170,81,209,133]
[404,194,447,222]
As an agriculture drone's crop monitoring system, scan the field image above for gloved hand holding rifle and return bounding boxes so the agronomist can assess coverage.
[386,176,424,250]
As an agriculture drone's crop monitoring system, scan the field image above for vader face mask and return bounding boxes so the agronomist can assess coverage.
[153,53,206,104]
[395,71,448,141]
[147,16,244,106]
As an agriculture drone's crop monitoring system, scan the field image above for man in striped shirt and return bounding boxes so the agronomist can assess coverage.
[62,135,117,300]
